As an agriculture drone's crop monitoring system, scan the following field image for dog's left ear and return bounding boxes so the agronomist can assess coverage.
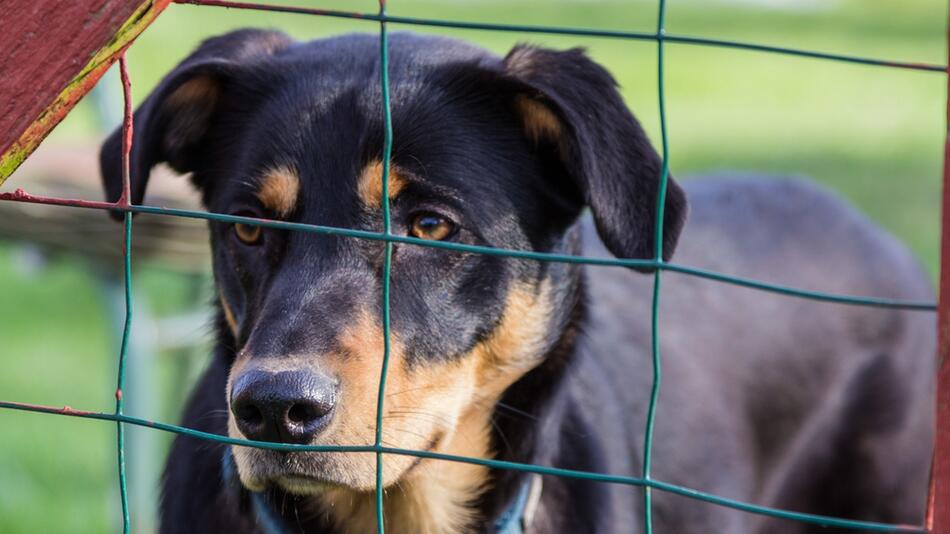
[503,45,687,264]
[99,29,294,219]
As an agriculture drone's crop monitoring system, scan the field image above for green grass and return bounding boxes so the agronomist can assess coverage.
[1,0,946,531]
[0,247,114,533]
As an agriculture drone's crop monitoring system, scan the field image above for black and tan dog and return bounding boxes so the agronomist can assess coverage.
[100,29,935,533]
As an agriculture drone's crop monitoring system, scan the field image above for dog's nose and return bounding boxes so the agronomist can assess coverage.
[230,369,337,444]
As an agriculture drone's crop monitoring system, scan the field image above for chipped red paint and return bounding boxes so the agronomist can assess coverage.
[0,56,113,176]
[0,1,138,155]
[0,0,172,184]
[929,10,950,531]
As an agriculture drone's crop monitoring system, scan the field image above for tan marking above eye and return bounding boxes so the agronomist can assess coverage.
[255,166,300,218]
[410,213,455,241]
[358,160,408,207]
[234,222,262,245]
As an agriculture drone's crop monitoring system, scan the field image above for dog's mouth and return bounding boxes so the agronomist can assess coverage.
[273,472,343,495]
[233,432,444,495]
[234,449,357,493]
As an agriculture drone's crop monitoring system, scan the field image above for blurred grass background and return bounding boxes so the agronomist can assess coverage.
[0,0,946,531]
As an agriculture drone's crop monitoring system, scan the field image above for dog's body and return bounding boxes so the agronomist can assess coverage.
[100,30,934,533]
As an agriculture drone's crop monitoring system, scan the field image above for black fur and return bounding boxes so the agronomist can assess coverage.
[100,30,934,533]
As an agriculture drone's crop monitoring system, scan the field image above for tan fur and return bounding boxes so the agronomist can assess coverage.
[358,160,407,207]
[513,95,563,146]
[166,75,220,110]
[219,291,239,337]
[163,76,221,154]
[314,353,486,534]
[255,167,300,217]
[470,280,553,400]
[505,49,568,153]
[228,282,552,533]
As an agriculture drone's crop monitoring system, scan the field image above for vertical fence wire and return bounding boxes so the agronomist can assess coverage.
[373,1,395,531]
[641,0,672,531]
[114,52,135,534]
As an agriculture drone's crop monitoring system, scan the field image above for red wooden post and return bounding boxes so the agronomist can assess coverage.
[928,8,950,531]
[0,0,172,185]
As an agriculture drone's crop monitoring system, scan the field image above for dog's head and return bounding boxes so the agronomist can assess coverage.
[100,30,686,495]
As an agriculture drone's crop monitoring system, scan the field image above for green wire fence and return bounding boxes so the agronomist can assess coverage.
[0,0,945,533]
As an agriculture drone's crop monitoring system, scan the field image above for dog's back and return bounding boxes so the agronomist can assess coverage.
[545,176,935,532]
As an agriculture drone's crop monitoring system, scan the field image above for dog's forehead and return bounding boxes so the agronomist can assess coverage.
[245,33,492,141]
[276,33,498,117]
[283,32,498,77]
[241,37,505,182]
[212,32,529,225]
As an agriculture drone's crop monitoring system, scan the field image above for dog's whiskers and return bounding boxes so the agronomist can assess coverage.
[385,383,455,399]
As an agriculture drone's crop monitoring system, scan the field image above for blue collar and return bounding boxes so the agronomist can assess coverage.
[492,477,535,534]
[222,450,538,533]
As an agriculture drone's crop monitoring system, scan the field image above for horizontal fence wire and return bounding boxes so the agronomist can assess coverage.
[0,0,944,533]
[175,0,947,73]
[0,191,938,311]
[0,400,927,533]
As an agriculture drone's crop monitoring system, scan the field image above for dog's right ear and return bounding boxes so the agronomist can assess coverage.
[99,29,293,219]
[500,45,688,266]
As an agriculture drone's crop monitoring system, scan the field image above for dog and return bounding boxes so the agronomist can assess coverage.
[99,29,935,533]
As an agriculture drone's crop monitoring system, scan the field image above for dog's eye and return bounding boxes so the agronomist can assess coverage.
[235,223,262,245]
[409,213,456,241]
[233,214,263,245]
